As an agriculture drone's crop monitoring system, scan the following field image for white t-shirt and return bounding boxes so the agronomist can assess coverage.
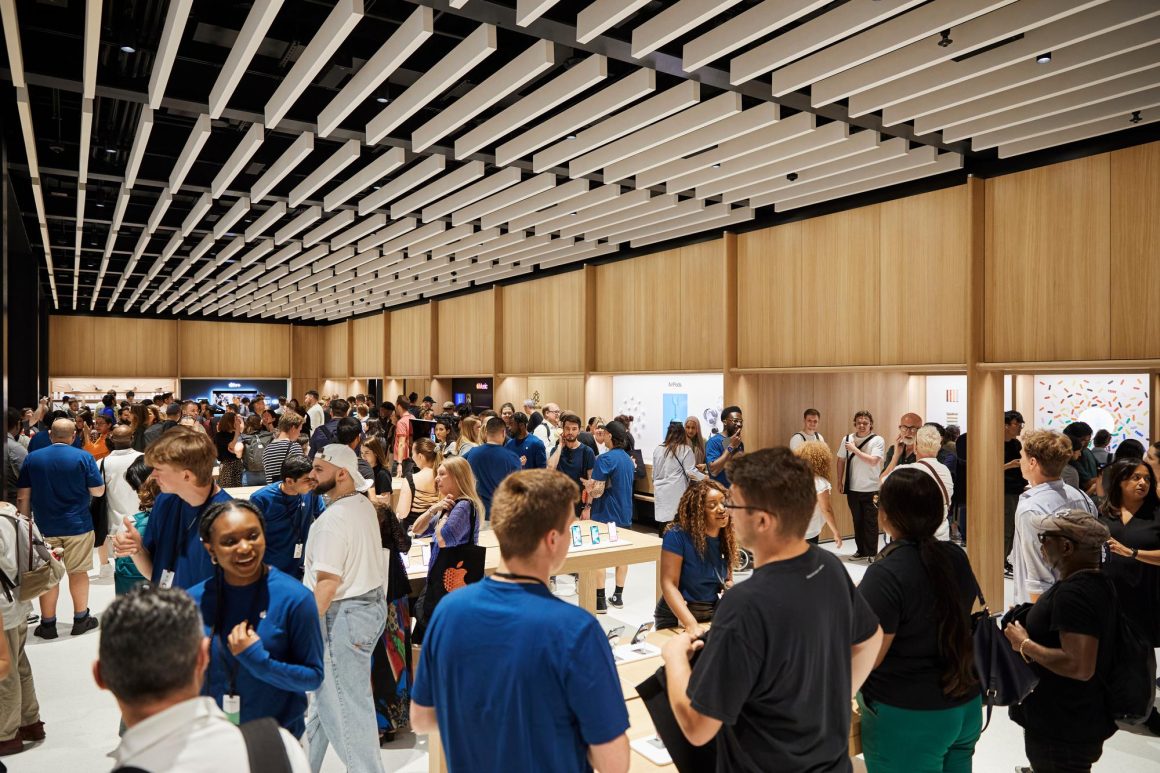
[789,431,825,451]
[894,458,953,541]
[102,449,144,532]
[836,433,885,492]
[806,476,832,540]
[306,403,326,434]
[304,492,386,600]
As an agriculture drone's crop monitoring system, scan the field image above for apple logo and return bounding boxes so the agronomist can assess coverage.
[443,561,468,592]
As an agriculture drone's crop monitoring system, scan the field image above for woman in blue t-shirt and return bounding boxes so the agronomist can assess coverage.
[113,457,155,595]
[187,500,324,737]
[654,479,737,635]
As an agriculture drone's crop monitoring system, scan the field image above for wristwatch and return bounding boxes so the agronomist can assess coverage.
[1132,547,1140,559]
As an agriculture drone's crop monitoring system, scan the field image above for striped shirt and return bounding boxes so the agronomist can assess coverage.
[263,439,304,484]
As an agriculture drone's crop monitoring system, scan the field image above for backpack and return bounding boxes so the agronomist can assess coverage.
[114,716,292,773]
[1103,579,1157,724]
[0,507,65,602]
[242,432,272,474]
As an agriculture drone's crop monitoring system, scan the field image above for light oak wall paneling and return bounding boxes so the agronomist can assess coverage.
[321,321,351,379]
[351,315,385,377]
[723,231,741,412]
[736,222,801,368]
[1110,143,1160,360]
[583,266,598,374]
[179,320,291,378]
[733,371,922,538]
[593,258,637,372]
[495,377,527,414]
[985,154,1110,362]
[679,240,725,371]
[585,375,613,423]
[291,324,323,397]
[879,186,969,366]
[429,379,452,408]
[322,379,354,399]
[1013,374,1035,428]
[435,290,495,376]
[49,315,179,377]
[800,208,881,366]
[389,304,433,377]
[500,271,586,374]
[527,376,586,418]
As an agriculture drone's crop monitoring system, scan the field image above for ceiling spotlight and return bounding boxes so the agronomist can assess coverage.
[937,29,953,48]
[566,134,577,140]
[375,96,389,104]
[711,163,721,169]
[1130,110,1143,124]
[787,172,798,182]
[120,44,136,54]
[1036,51,1052,64]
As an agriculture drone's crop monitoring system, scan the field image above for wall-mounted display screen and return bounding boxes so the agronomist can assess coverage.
[1034,374,1150,449]
[612,373,724,451]
[179,379,290,412]
[450,378,493,412]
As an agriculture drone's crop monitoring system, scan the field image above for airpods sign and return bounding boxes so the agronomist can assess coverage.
[612,373,724,451]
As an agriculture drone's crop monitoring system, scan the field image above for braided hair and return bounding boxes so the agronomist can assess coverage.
[669,479,738,571]
[198,499,267,545]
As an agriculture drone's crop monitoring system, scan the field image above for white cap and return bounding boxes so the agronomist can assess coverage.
[316,444,373,492]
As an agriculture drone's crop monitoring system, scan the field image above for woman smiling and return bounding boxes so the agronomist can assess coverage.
[187,500,324,737]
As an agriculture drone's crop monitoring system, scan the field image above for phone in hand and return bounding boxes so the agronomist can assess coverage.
[570,523,583,548]
[631,621,654,645]
[589,524,601,545]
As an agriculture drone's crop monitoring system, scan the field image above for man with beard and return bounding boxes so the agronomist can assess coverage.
[303,445,386,773]
[705,406,744,487]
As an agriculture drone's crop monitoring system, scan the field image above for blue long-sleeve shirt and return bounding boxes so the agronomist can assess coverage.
[142,489,234,589]
[248,483,325,580]
[187,565,324,737]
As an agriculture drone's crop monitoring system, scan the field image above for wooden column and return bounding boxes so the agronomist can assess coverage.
[493,285,505,378]
[966,176,1005,606]
[382,311,391,386]
[722,232,739,406]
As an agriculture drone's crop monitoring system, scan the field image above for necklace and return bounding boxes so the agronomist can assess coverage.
[326,489,359,506]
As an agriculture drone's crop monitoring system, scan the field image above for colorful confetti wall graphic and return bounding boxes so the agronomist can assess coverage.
[1034,374,1151,447]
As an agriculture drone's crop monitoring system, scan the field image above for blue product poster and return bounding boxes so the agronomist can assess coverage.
[663,393,688,428]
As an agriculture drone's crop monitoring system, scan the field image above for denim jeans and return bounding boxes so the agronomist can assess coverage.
[241,469,267,487]
[307,588,388,773]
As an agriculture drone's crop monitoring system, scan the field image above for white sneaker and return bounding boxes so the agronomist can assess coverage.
[98,563,114,580]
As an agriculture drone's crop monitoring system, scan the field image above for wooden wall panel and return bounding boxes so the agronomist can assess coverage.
[985,154,1110,362]
[49,315,178,377]
[501,271,586,374]
[351,315,385,376]
[321,321,350,378]
[179,320,290,377]
[679,241,724,371]
[594,259,637,372]
[291,325,323,395]
[1110,143,1160,359]
[496,375,587,418]
[737,223,802,368]
[436,290,494,375]
[734,371,922,537]
[390,305,432,376]
[879,187,969,365]
[801,208,881,366]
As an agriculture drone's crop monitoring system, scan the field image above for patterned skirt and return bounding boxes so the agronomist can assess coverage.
[371,597,412,734]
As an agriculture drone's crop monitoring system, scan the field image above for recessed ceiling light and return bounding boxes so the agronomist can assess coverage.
[120,44,136,54]
[376,96,389,104]
[1036,52,1052,64]
[711,163,721,169]
[566,134,577,140]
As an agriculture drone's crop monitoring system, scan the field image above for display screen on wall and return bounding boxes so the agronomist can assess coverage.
[924,375,1014,429]
[179,379,289,410]
[612,374,724,452]
[1034,374,1150,448]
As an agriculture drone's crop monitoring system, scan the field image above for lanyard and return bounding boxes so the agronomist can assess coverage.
[167,489,218,573]
[493,572,546,588]
[209,568,269,696]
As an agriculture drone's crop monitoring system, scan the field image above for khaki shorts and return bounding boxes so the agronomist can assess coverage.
[45,532,95,575]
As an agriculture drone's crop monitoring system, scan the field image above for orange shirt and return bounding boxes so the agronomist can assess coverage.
[83,432,110,461]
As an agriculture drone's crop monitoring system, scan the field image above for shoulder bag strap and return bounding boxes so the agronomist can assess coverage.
[239,717,292,773]
[916,460,950,508]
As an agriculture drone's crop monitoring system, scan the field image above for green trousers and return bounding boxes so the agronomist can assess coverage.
[857,692,983,773]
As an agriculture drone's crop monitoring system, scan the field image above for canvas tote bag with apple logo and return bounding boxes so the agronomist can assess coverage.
[421,498,486,623]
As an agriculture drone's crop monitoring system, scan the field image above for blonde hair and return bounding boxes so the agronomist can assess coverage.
[1021,429,1073,478]
[915,426,943,457]
[438,456,484,525]
[458,416,481,445]
[144,426,217,486]
[794,440,833,482]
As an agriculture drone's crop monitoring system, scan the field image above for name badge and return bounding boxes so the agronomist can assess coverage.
[223,694,241,725]
[293,543,303,559]
[159,569,175,589]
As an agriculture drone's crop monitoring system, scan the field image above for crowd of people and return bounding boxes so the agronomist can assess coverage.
[1,387,1159,773]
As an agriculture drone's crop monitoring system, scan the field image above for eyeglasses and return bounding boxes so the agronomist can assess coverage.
[1037,532,1077,545]
[722,495,772,516]
[899,424,921,431]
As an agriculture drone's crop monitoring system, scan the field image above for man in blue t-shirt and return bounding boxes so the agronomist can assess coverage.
[112,427,233,590]
[16,418,106,638]
[547,413,596,515]
[27,411,85,453]
[504,412,547,469]
[248,455,325,579]
[465,417,522,521]
[705,405,745,487]
[585,420,636,614]
[412,469,629,773]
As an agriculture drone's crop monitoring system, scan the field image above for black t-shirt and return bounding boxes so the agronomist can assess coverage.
[1003,439,1027,495]
[858,540,979,709]
[882,445,915,470]
[551,441,596,491]
[1008,571,1117,743]
[687,546,879,773]
[214,431,235,463]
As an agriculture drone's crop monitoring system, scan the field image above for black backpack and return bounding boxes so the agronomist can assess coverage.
[1102,579,1157,725]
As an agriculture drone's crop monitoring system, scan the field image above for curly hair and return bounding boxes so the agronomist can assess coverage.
[669,479,738,570]
[794,440,833,482]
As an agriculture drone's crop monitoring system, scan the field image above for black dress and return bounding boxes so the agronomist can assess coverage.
[1102,501,1160,646]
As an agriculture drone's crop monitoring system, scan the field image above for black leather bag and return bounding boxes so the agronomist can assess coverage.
[973,592,1038,730]
[634,633,717,772]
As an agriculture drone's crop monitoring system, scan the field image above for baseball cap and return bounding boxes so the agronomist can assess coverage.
[1028,509,1109,548]
[316,444,373,492]
[604,420,629,446]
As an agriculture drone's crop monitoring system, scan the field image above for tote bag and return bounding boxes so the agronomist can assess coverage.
[421,501,486,621]
[634,633,717,773]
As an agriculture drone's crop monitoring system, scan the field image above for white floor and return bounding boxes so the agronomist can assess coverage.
[16,540,1160,772]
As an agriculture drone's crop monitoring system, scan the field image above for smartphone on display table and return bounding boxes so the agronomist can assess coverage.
[606,625,625,646]
[607,522,618,542]
[570,523,583,548]
[631,621,654,645]
[589,524,601,545]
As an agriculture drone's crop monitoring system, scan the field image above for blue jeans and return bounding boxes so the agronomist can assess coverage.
[241,470,267,486]
[307,588,388,773]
